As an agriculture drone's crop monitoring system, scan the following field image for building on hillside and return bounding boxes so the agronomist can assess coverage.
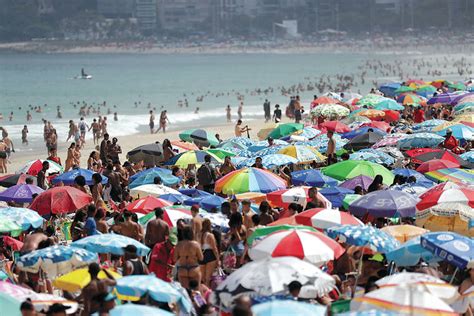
[136,0,158,31]
[97,0,135,18]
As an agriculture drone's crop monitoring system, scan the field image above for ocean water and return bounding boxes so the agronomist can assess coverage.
[0,52,396,150]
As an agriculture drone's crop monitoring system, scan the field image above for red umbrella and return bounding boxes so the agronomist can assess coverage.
[410,149,470,167]
[311,96,339,108]
[406,148,439,158]
[360,121,391,132]
[416,159,460,173]
[317,121,351,133]
[460,121,474,128]
[3,236,23,251]
[30,186,92,216]
[126,196,172,214]
[416,182,474,211]
[382,110,400,123]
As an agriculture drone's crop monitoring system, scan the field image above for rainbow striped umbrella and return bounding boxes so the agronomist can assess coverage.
[397,93,424,106]
[215,167,287,194]
[425,168,474,185]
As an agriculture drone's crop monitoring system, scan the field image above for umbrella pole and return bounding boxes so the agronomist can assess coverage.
[450,267,458,284]
[352,248,365,298]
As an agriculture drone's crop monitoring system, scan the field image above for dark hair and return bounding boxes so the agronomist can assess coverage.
[154,207,164,218]
[259,201,270,214]
[92,173,103,184]
[74,175,86,186]
[182,226,194,241]
[368,175,383,193]
[288,280,302,292]
[73,210,86,223]
[204,154,212,163]
[89,262,101,278]
[229,212,243,228]
[153,176,162,184]
[20,299,34,311]
[251,214,260,226]
[87,204,96,216]
[95,207,105,220]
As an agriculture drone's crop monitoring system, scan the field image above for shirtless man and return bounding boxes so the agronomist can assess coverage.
[144,207,170,248]
[149,110,155,134]
[20,229,49,254]
[89,119,100,144]
[191,205,202,242]
[113,211,143,241]
[102,164,122,202]
[234,120,251,137]
[81,263,116,316]
[241,200,254,231]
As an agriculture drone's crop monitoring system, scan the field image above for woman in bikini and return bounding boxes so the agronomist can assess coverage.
[199,219,220,287]
[0,139,7,173]
[174,226,203,289]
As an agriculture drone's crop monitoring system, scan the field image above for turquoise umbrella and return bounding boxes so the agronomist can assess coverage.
[386,237,440,267]
[110,304,173,316]
[252,300,327,316]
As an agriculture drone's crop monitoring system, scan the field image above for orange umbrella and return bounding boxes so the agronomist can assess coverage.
[235,192,267,204]
[311,96,339,108]
[381,225,429,243]
[357,109,386,120]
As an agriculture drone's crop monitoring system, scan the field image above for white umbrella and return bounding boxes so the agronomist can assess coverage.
[213,256,335,308]
[130,184,181,198]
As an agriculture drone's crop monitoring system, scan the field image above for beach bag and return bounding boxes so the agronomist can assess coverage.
[222,248,237,272]
[211,267,227,290]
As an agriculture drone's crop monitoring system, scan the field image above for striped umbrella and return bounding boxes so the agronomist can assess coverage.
[164,150,223,168]
[237,154,297,169]
[215,167,287,194]
[16,159,63,176]
[397,93,424,106]
[277,145,326,163]
[125,196,172,214]
[249,229,344,265]
[295,208,363,230]
[425,168,474,185]
[247,225,317,246]
[0,174,37,187]
[416,159,460,173]
[138,205,192,227]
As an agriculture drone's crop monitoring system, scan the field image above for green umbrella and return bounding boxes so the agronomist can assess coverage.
[268,123,304,139]
[247,225,316,246]
[0,218,22,237]
[342,194,362,209]
[179,129,219,147]
[356,94,384,107]
[447,82,466,91]
[206,149,236,159]
[394,86,415,94]
[322,160,394,185]
[0,292,21,316]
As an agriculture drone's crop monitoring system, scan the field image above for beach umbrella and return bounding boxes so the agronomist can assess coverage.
[425,168,474,185]
[339,311,397,316]
[291,169,338,187]
[416,84,437,97]
[349,190,417,218]
[397,133,444,150]
[392,183,431,196]
[311,96,340,107]
[461,151,474,162]
[0,218,21,235]
[16,159,63,176]
[385,236,439,267]
[277,145,326,163]
[357,109,386,120]
[138,205,192,228]
[349,151,395,165]
[343,132,383,151]
[397,93,423,106]
[454,93,474,105]
[252,300,327,316]
[72,233,150,256]
[394,86,415,94]
[129,167,173,182]
[237,154,297,169]
[301,133,348,152]
[0,207,44,231]
[249,229,344,265]
[247,225,317,246]
[421,232,473,269]
[215,167,287,194]
[268,123,304,139]
[416,159,460,173]
[127,142,163,164]
[53,268,121,292]
[257,123,279,140]
[0,184,43,203]
[414,119,447,131]
[379,82,401,97]
[16,245,97,277]
[51,168,108,185]
[179,188,211,197]
[342,126,386,139]
[339,175,373,191]
[220,136,254,147]
[410,149,471,167]
[454,101,474,112]
[311,104,350,117]
[351,284,456,315]
[374,99,404,111]
[428,92,459,105]
[165,150,223,168]
[318,121,351,133]
[0,174,36,187]
[454,114,474,123]
[320,186,354,208]
[200,211,230,231]
[292,126,321,140]
[183,194,226,211]
[437,124,474,141]
[29,186,92,216]
[129,169,180,188]
[382,110,400,123]
[179,128,219,147]
[115,275,189,310]
[171,140,199,151]
[360,121,391,132]
[130,184,182,198]
[377,146,405,160]
[380,225,429,243]
[327,225,400,253]
[356,94,385,107]
[267,186,312,208]
[213,257,335,308]
[322,160,394,185]
[125,196,172,214]
[110,304,173,316]
[295,208,363,230]
[248,144,285,155]
[371,133,405,148]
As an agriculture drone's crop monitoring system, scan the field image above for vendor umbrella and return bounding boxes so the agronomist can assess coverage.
[295,208,363,230]
[268,123,304,139]
[0,174,36,187]
[248,229,344,265]
[127,142,163,165]
[343,132,383,151]
[349,190,418,218]
[215,167,287,194]
[421,232,473,269]
[30,186,92,216]
[0,184,44,203]
[322,160,394,185]
[72,233,150,256]
[52,168,108,185]
[126,196,172,214]
[179,128,219,147]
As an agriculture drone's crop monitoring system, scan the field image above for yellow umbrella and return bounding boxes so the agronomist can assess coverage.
[416,215,473,237]
[257,123,278,140]
[381,225,429,243]
[53,268,122,292]
[454,114,474,123]
[277,145,326,163]
[431,121,459,132]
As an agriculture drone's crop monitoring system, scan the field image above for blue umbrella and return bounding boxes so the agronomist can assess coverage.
[248,145,285,155]
[51,168,108,185]
[252,300,327,316]
[379,82,401,97]
[349,190,417,218]
[392,183,430,196]
[413,119,446,132]
[220,136,255,147]
[129,169,180,188]
[0,184,44,203]
[327,225,400,253]
[437,124,474,141]
[160,193,189,204]
[386,236,440,267]
[17,245,97,277]
[460,151,474,163]
[301,134,347,152]
[237,154,297,169]
[291,169,338,187]
[72,234,150,256]
[129,167,173,182]
[392,168,434,186]
[350,151,395,165]
[248,141,288,152]
[183,194,226,211]
[115,276,191,312]
[397,133,444,150]
[341,126,386,139]
[420,232,473,269]
[0,207,44,230]
[179,188,211,198]
[110,304,174,316]
[320,187,354,208]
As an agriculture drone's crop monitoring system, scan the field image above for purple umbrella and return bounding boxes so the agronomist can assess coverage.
[0,184,44,203]
[427,92,461,105]
[349,190,417,218]
[339,175,374,191]
[452,92,474,105]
